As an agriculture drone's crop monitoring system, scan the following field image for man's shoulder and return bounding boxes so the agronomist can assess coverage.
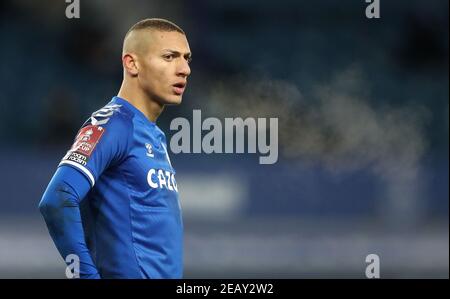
[92,102,132,124]
[81,101,134,132]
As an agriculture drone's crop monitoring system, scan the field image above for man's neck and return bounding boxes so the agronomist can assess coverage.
[117,80,164,123]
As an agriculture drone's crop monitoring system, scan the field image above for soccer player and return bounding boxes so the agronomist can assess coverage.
[38,18,191,279]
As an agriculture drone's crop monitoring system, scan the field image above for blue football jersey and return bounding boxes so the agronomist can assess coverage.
[59,96,183,278]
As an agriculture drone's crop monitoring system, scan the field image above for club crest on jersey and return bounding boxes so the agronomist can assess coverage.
[145,143,154,158]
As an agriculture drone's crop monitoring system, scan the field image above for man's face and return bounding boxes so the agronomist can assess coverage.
[137,30,191,105]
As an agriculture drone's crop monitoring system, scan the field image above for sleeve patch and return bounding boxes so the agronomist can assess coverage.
[62,125,105,166]
[73,125,105,157]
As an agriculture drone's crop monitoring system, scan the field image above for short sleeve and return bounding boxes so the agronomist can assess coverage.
[58,107,132,187]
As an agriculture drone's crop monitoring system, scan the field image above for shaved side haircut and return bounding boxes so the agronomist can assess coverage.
[122,18,186,56]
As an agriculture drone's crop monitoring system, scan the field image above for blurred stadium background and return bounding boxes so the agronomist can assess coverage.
[0,0,448,278]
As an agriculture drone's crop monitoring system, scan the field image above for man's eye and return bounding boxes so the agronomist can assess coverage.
[163,55,174,61]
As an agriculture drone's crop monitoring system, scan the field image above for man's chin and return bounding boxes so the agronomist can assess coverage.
[163,95,183,105]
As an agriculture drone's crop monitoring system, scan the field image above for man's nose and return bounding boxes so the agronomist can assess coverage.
[177,60,191,77]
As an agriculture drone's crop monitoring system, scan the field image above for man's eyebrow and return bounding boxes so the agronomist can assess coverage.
[162,49,192,58]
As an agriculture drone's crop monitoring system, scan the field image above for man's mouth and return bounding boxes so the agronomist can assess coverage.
[172,82,186,95]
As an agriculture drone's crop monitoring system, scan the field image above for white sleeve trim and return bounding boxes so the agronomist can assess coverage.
[59,161,95,187]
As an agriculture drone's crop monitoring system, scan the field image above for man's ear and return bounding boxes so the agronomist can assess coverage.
[123,53,139,76]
